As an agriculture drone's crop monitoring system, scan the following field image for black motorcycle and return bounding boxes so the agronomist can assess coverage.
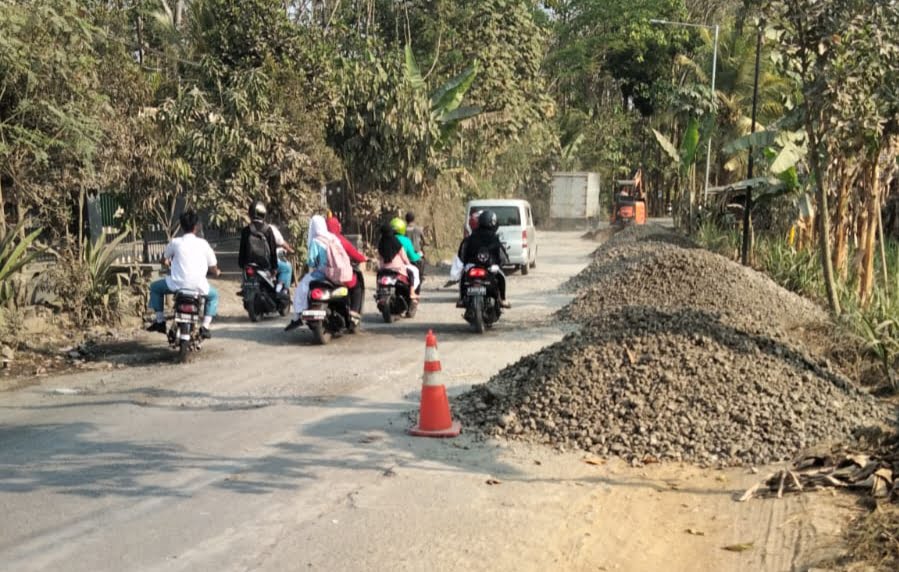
[301,266,364,344]
[241,263,289,321]
[375,268,415,323]
[461,257,503,334]
[167,289,206,363]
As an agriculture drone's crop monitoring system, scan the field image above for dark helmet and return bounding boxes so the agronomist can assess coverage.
[249,200,267,220]
[478,210,497,232]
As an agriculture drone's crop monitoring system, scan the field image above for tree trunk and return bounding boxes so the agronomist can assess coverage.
[0,176,5,235]
[831,160,851,280]
[806,123,841,315]
[860,158,880,305]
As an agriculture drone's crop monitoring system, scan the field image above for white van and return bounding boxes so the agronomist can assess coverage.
[464,199,538,274]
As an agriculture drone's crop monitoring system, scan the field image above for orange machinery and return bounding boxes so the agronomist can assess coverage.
[611,169,646,227]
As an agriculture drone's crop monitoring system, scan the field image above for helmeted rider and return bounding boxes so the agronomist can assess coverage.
[461,209,511,308]
[238,201,291,293]
[147,210,221,338]
[390,217,422,295]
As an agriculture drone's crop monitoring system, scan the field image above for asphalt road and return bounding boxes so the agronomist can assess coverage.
[0,231,598,572]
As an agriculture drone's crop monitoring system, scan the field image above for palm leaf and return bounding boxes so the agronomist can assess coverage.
[652,128,681,165]
[722,130,779,155]
[680,117,701,167]
[403,43,425,90]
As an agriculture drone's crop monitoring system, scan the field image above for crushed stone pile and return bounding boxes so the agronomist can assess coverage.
[454,225,889,466]
[559,227,827,339]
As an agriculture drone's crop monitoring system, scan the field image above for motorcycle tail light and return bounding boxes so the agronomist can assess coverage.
[468,267,487,278]
[379,276,396,285]
[310,288,326,300]
[178,303,196,313]
[246,266,256,276]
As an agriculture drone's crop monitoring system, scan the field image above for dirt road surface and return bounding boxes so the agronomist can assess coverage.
[0,231,855,571]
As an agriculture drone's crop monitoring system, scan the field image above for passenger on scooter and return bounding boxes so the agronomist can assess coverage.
[326,213,367,314]
[269,225,295,288]
[377,223,420,306]
[284,215,355,332]
[461,209,511,308]
[388,218,421,295]
[147,210,221,338]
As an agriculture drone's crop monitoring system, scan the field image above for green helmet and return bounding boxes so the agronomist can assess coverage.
[389,217,407,236]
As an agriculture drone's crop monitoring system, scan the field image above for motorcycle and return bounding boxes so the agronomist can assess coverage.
[166,289,206,363]
[241,262,289,322]
[375,268,416,323]
[301,265,364,344]
[461,254,503,334]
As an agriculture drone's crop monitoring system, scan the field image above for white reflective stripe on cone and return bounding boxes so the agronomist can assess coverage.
[424,346,439,363]
[422,370,443,387]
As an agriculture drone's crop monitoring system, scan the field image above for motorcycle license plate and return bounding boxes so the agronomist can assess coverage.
[302,310,326,319]
[175,313,198,323]
[467,286,487,295]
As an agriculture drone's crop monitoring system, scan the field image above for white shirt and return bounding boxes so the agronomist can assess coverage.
[164,233,217,294]
[270,225,286,246]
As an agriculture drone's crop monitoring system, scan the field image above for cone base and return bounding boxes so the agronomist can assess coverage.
[408,420,462,438]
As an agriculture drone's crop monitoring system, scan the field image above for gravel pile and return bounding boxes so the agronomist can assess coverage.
[454,225,889,466]
[558,227,828,339]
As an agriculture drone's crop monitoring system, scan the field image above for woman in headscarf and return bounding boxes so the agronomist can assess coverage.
[377,223,419,302]
[326,213,367,313]
[285,215,351,331]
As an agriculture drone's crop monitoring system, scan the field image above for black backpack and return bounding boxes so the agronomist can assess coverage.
[246,222,272,268]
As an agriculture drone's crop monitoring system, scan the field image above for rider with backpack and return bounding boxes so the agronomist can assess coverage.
[238,201,283,288]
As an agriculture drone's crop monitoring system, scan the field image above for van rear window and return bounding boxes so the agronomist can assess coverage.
[469,206,521,226]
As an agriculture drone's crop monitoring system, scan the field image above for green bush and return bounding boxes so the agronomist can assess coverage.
[757,238,824,300]
[53,231,131,326]
[0,222,43,307]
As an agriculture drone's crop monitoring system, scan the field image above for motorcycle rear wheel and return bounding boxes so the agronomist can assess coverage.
[311,321,331,345]
[246,294,260,323]
[471,296,486,334]
[381,300,394,323]
[178,339,191,363]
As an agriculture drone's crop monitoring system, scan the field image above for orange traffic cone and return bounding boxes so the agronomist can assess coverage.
[408,330,462,438]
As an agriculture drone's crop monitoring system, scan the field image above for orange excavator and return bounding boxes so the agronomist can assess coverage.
[611,168,647,227]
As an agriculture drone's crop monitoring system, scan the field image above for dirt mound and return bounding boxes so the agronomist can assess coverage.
[455,225,889,466]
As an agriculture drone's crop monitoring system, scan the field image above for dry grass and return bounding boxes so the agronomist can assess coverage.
[842,503,899,571]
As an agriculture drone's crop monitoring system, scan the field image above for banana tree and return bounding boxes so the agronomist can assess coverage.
[404,44,481,146]
[652,116,702,227]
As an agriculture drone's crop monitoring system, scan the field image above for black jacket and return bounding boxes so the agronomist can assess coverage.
[238,220,279,270]
[461,228,508,266]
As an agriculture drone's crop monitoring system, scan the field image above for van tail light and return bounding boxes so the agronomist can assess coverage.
[468,267,487,278]
[522,229,528,249]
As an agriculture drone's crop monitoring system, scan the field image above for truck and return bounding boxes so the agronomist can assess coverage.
[549,172,600,227]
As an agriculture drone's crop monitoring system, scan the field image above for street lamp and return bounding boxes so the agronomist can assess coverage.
[650,19,720,208]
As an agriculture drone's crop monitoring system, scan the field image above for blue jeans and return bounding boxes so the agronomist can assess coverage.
[149,279,219,317]
[277,260,293,286]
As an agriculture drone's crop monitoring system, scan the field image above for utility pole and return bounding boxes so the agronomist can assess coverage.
[741,22,764,266]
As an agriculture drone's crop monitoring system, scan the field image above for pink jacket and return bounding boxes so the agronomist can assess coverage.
[379,249,410,273]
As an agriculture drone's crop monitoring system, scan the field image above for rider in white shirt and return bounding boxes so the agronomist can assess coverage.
[147,211,221,338]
